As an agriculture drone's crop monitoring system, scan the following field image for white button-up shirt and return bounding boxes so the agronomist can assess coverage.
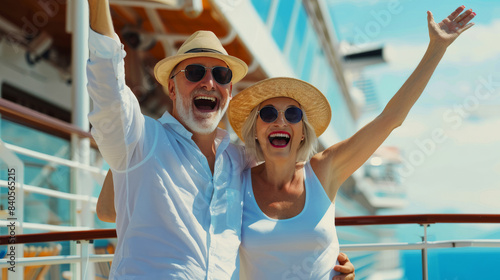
[87,29,247,280]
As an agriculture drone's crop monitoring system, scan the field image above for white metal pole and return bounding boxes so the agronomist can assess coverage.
[69,0,92,279]
[71,0,91,232]
[421,224,429,280]
[79,240,92,280]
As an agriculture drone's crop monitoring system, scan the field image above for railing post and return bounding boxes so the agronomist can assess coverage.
[70,0,91,229]
[0,140,24,280]
[67,0,92,278]
[77,239,93,280]
[421,223,429,280]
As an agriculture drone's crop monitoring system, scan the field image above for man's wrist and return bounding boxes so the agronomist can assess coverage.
[89,28,123,59]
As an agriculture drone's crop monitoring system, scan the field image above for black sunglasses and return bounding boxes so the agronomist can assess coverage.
[258,105,303,124]
[170,64,233,85]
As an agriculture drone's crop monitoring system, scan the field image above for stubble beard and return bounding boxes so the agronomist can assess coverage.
[175,85,228,135]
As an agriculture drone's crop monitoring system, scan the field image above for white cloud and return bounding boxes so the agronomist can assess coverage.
[477,188,500,210]
[387,107,500,156]
[446,19,500,63]
[382,19,500,71]
[447,118,500,144]
[493,161,500,174]
[400,176,500,214]
[390,118,430,138]
[379,107,500,219]
[383,43,427,71]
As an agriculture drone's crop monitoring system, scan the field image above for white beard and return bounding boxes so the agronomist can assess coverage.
[175,86,228,135]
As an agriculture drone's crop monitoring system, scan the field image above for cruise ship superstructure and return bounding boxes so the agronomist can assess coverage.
[0,0,407,279]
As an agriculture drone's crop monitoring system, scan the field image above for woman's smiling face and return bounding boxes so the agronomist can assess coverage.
[255,97,304,161]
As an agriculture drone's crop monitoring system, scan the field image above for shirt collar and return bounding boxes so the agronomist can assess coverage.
[157,111,192,139]
[157,111,231,152]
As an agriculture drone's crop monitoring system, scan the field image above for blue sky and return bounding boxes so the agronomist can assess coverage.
[327,0,500,238]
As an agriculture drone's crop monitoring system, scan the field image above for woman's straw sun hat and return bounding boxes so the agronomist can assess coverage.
[228,77,332,141]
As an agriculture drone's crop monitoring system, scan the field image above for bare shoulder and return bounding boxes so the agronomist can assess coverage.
[309,151,335,180]
[310,152,339,202]
[309,155,329,183]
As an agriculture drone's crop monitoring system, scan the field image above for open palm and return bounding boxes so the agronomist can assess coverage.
[428,6,476,47]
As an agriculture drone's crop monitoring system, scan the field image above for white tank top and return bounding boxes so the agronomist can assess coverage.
[240,162,340,280]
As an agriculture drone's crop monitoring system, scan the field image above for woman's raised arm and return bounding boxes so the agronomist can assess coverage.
[311,6,476,201]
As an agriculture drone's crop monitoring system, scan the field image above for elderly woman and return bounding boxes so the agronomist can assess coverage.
[228,6,475,279]
[96,6,475,280]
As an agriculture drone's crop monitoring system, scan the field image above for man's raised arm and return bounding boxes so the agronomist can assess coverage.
[88,0,115,38]
[86,0,146,171]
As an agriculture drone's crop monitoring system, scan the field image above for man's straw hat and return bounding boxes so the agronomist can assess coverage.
[228,77,332,141]
[154,30,248,86]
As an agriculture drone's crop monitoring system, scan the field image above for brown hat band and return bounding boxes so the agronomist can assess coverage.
[185,48,224,54]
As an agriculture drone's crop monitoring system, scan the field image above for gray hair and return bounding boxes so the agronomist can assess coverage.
[241,105,318,162]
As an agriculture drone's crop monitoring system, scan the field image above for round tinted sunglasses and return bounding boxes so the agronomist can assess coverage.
[170,64,233,85]
[258,105,303,124]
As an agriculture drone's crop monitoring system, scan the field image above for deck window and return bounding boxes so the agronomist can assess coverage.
[250,0,273,23]
[271,0,294,50]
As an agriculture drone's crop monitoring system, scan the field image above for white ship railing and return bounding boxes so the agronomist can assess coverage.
[1,99,500,279]
[0,215,499,280]
[337,214,500,279]
[0,97,108,279]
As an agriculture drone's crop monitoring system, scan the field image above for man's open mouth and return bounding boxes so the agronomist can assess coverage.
[268,132,290,148]
[194,96,218,111]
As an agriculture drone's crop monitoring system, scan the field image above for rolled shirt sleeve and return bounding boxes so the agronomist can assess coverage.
[87,28,146,171]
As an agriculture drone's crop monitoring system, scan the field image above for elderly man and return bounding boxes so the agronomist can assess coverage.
[88,0,354,279]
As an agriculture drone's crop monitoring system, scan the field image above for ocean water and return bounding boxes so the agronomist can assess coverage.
[401,248,500,279]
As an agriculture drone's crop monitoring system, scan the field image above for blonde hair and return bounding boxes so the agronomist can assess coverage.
[241,105,318,162]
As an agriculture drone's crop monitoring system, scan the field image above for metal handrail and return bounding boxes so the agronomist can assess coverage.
[0,221,94,232]
[0,180,98,204]
[2,143,105,176]
[0,98,97,148]
[2,214,500,245]
[0,229,116,245]
[335,213,500,226]
[341,239,500,251]
[0,214,499,280]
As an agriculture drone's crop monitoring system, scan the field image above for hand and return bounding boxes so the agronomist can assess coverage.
[428,6,476,48]
[333,252,355,280]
